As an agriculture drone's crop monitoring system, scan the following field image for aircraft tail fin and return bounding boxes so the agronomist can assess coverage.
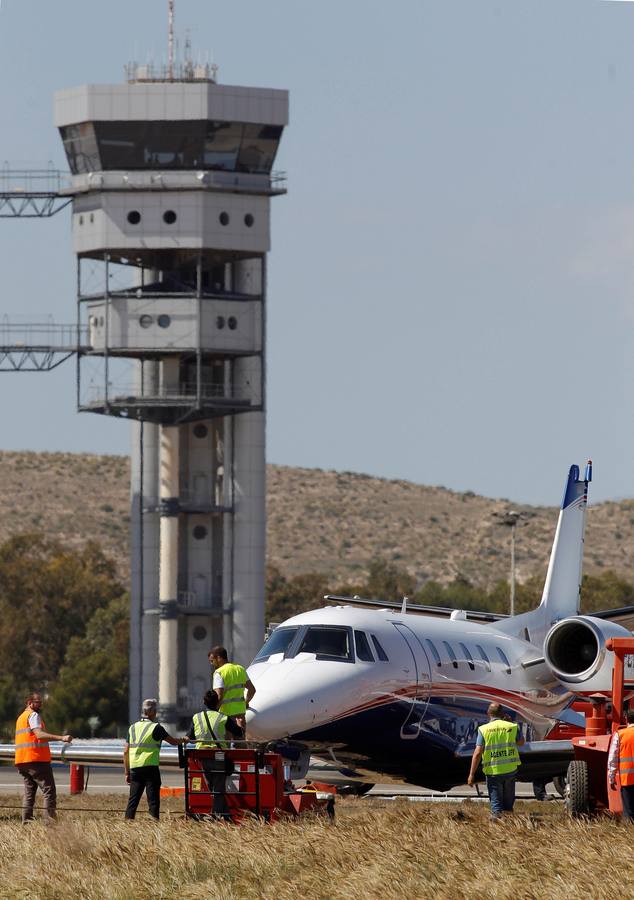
[538,460,591,624]
[496,461,591,644]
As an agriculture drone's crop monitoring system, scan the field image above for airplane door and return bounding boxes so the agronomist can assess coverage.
[392,623,432,740]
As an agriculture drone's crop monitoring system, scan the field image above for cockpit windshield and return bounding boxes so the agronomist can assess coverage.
[297,626,352,660]
[254,626,299,661]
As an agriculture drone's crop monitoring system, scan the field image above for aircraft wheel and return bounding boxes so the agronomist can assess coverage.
[565,760,589,817]
[553,775,566,798]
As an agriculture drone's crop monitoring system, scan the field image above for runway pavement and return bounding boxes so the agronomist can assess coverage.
[0,763,560,801]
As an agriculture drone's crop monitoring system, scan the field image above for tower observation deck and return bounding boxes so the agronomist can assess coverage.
[53,64,288,726]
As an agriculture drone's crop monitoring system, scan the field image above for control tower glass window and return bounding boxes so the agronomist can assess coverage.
[60,121,283,175]
[60,124,101,174]
[204,122,242,170]
[95,122,206,169]
[237,125,283,174]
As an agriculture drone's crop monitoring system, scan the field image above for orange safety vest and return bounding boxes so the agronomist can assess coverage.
[618,726,634,787]
[15,708,52,766]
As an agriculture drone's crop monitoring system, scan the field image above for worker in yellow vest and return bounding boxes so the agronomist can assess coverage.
[467,702,524,820]
[609,707,634,821]
[208,645,255,735]
[123,698,183,820]
[185,689,243,817]
[14,692,72,823]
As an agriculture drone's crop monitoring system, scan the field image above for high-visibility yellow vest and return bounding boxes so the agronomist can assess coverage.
[478,719,520,776]
[127,719,161,768]
[193,709,228,749]
[216,662,247,716]
[14,708,52,766]
[618,726,634,787]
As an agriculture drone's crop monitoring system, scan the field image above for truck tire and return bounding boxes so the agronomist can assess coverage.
[553,775,566,798]
[565,760,589,817]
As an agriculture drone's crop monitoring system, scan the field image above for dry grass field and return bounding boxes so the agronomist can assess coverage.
[1,450,633,591]
[0,793,631,899]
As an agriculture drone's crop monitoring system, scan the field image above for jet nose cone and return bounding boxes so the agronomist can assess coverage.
[246,703,290,742]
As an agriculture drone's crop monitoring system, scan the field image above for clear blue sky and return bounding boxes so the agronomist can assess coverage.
[1,0,633,505]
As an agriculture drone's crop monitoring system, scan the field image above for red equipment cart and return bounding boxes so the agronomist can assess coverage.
[180,745,335,822]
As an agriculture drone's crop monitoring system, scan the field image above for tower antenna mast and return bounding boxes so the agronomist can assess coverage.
[168,0,175,80]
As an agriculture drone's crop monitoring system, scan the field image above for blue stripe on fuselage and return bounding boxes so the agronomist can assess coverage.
[292,695,524,790]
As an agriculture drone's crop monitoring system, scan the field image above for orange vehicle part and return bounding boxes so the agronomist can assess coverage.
[181,747,335,823]
[569,637,634,816]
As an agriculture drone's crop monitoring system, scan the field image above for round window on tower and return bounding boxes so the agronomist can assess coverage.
[163,210,177,225]
[193,626,207,642]
[157,315,171,328]
[193,424,208,439]
[193,525,208,540]
[219,212,230,226]
[139,315,153,328]
[228,316,237,330]
[244,213,254,228]
[216,316,225,329]
[127,210,141,225]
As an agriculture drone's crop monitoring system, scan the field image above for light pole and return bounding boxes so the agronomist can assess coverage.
[493,510,523,617]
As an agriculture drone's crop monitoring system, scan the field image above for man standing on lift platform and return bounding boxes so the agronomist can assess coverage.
[208,646,256,736]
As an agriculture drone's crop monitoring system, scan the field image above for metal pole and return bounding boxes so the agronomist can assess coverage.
[76,257,81,409]
[510,522,516,618]
[196,252,202,410]
[104,254,110,408]
[168,0,175,81]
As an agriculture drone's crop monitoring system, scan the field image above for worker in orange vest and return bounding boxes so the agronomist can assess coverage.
[14,692,72,823]
[609,707,634,821]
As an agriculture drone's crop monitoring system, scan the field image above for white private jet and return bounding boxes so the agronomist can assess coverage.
[247,462,634,789]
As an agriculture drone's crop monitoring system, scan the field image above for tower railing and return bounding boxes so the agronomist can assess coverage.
[0,165,72,217]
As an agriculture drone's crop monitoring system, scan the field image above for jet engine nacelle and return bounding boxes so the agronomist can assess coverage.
[544,616,632,691]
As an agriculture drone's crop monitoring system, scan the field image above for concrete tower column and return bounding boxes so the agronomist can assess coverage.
[231,259,265,665]
[158,359,181,726]
[130,359,160,719]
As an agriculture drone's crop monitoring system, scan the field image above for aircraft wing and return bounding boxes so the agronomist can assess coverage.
[454,739,575,782]
[324,594,506,623]
[590,605,634,633]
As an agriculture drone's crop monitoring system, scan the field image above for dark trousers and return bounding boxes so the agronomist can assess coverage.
[125,766,161,820]
[202,761,229,817]
[17,762,57,823]
[621,785,634,821]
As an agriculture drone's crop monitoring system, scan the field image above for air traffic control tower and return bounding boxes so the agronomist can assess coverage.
[54,64,288,727]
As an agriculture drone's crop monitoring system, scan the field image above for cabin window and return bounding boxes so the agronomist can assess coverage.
[496,647,512,675]
[443,641,459,669]
[459,642,475,671]
[297,626,353,661]
[476,644,491,672]
[425,639,442,667]
[253,627,299,661]
[371,634,389,661]
[354,631,374,662]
